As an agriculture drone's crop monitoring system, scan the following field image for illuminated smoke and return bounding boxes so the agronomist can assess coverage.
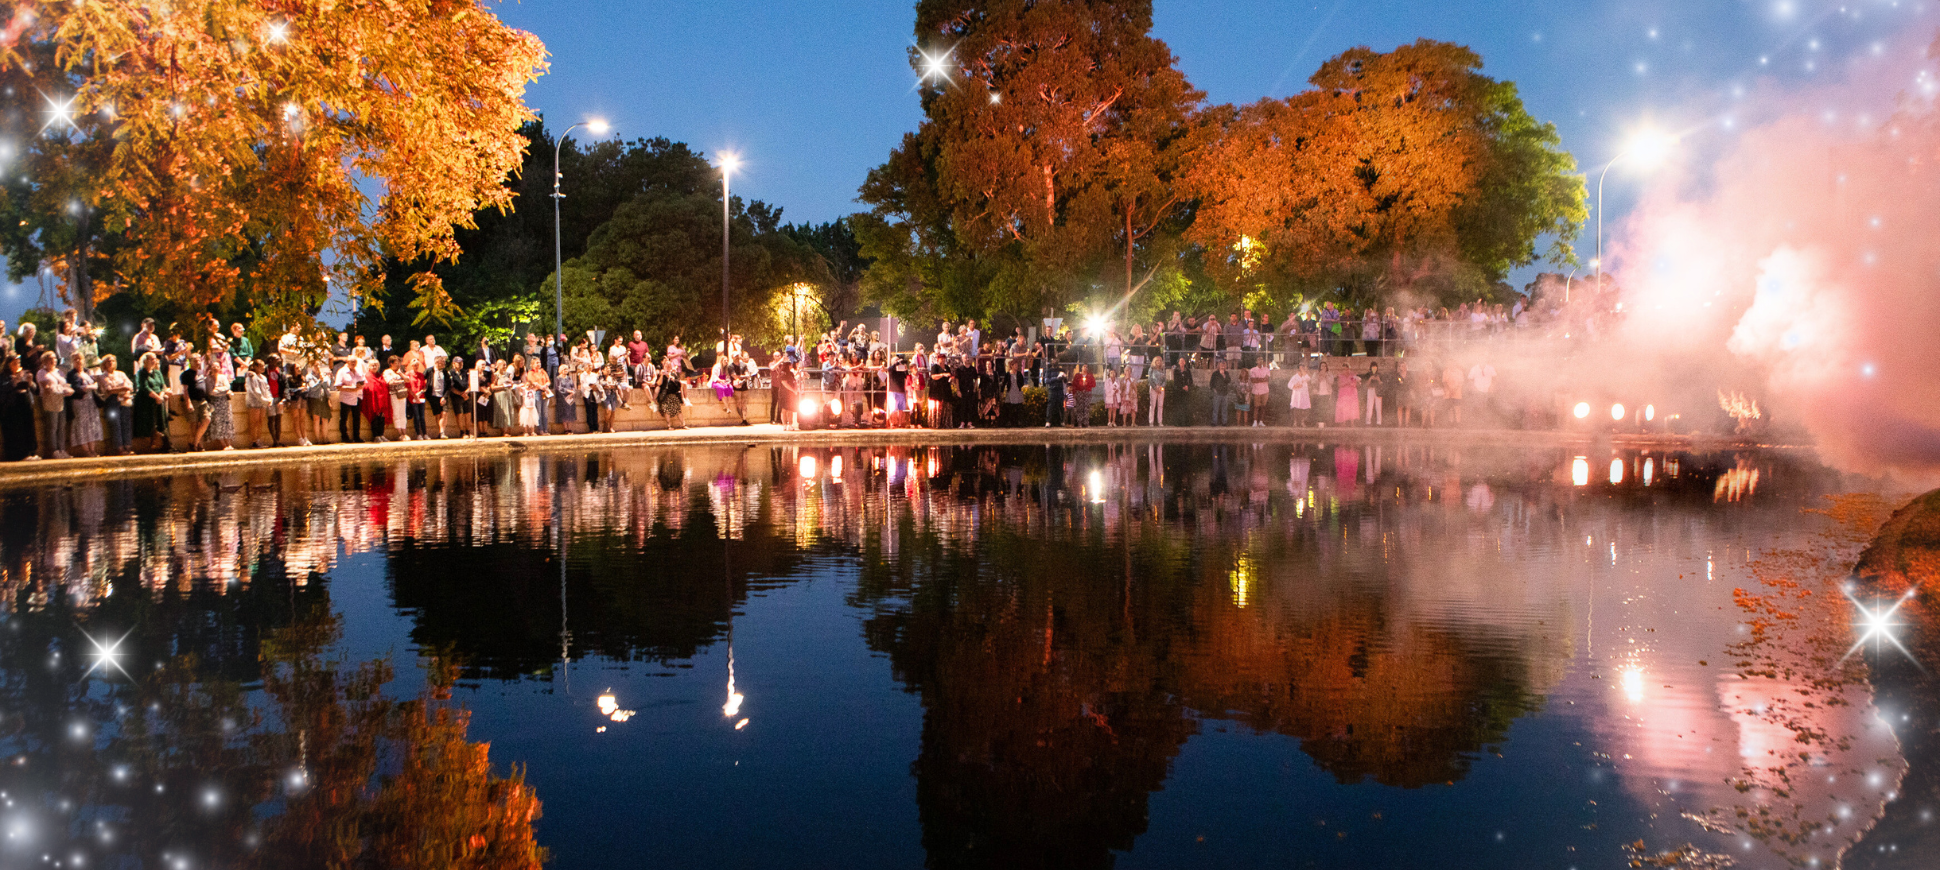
[1609,29,1940,477]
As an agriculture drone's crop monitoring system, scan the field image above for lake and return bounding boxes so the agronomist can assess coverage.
[0,441,1917,869]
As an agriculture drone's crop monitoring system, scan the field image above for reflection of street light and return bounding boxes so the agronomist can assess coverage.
[1596,128,1678,288]
[552,118,610,346]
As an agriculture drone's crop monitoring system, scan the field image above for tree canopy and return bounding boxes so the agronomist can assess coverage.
[0,0,546,335]
[1186,40,1586,306]
[857,0,1205,324]
[858,7,1586,324]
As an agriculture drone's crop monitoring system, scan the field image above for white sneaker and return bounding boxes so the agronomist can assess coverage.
[399,435,412,442]
[373,435,387,443]
[298,438,312,447]
[53,451,71,459]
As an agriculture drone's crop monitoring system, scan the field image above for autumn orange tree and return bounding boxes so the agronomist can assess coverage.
[1186,40,1586,306]
[856,0,1204,323]
[0,0,546,336]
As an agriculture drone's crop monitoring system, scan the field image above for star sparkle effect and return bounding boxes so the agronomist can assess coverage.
[82,629,134,679]
[1840,583,1921,667]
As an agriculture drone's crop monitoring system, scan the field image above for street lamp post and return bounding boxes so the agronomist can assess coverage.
[552,118,609,348]
[1594,129,1675,292]
[718,153,739,361]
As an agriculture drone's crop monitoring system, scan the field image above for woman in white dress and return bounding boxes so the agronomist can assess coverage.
[1287,363,1313,428]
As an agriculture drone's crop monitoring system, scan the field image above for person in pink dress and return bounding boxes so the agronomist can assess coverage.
[1334,365,1360,426]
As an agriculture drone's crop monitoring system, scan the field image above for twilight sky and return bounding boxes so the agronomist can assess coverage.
[498,0,1926,225]
[3,0,1929,321]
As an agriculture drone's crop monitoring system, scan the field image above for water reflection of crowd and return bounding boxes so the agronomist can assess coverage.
[0,445,1825,870]
[0,443,1776,627]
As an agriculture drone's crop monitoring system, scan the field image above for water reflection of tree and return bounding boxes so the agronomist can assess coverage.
[860,522,1198,870]
[1177,598,1540,788]
[855,505,1554,865]
[386,504,811,678]
[0,610,543,868]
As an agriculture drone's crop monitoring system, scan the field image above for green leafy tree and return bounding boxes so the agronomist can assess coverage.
[536,145,829,356]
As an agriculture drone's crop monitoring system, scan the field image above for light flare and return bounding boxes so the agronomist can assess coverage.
[83,630,133,679]
[1841,584,1922,666]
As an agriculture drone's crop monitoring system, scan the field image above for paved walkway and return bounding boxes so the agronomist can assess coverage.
[0,423,1791,487]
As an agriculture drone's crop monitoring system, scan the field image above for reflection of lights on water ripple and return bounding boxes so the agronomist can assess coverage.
[1621,666,1645,704]
[596,691,636,724]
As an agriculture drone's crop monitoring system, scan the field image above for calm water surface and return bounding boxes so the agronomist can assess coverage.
[0,442,1915,869]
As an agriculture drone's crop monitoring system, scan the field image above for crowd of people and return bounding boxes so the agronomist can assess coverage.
[0,309,783,461]
[0,299,1544,463]
[776,307,1513,431]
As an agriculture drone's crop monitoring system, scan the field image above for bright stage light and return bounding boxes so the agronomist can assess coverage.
[1611,403,1626,421]
[1573,402,1590,419]
[1645,404,1656,422]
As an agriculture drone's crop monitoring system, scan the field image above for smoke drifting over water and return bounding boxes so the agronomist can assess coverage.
[1610,29,1940,478]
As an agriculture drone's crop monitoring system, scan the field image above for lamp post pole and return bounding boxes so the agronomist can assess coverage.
[1595,156,1619,294]
[1593,132,1673,294]
[552,119,608,349]
[721,159,734,359]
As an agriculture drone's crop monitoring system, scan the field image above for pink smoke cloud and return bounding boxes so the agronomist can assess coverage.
[1610,29,1940,478]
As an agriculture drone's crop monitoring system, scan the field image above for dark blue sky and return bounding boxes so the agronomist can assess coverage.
[3,0,1927,321]
[501,0,1923,225]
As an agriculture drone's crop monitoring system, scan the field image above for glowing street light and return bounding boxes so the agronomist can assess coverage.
[1596,127,1678,287]
[552,117,611,347]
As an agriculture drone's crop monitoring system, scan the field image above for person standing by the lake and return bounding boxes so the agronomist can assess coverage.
[1169,354,1194,426]
[1286,362,1312,427]
[201,346,235,451]
[1247,357,1271,427]
[333,356,364,443]
[243,358,273,448]
[656,359,687,429]
[36,352,73,458]
[1,354,38,461]
[97,355,134,456]
[1362,362,1385,426]
[405,359,428,440]
[1209,359,1233,427]
[1146,353,1167,426]
[133,352,170,453]
[1043,360,1067,428]
[960,356,985,427]
[1310,359,1332,427]
[1070,364,1095,428]
[1331,363,1358,427]
[66,362,102,458]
